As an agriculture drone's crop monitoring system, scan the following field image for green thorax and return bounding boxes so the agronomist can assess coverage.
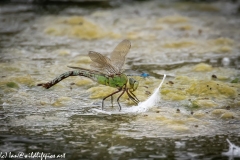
[96,73,128,89]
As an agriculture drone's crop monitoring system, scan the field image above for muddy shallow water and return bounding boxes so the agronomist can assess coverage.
[0,0,240,159]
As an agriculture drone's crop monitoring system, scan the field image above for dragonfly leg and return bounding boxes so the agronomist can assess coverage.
[111,96,114,107]
[126,89,139,105]
[102,89,122,110]
[129,91,140,103]
[116,90,126,111]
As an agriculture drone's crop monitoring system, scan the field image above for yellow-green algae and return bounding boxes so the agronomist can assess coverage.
[167,125,189,132]
[187,80,236,97]
[191,99,217,108]
[157,37,235,54]
[0,63,20,72]
[211,109,236,119]
[126,31,155,40]
[193,63,213,72]
[209,37,234,46]
[220,112,235,119]
[208,37,234,53]
[158,15,190,24]
[211,109,228,116]
[0,75,35,92]
[74,79,93,87]
[6,82,19,88]
[192,111,206,118]
[177,24,193,31]
[161,90,187,101]
[45,16,107,39]
[159,64,239,112]
[88,86,116,99]
[52,97,72,107]
[231,78,239,83]
[136,109,210,134]
[162,40,196,49]
[11,75,35,87]
[57,49,70,56]
[68,56,93,69]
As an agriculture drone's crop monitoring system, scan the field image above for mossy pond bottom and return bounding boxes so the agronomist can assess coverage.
[0,1,240,159]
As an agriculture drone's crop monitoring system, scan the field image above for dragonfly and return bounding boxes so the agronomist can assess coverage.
[38,39,140,111]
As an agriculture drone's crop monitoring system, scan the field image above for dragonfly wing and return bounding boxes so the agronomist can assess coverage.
[67,66,104,75]
[68,66,86,70]
[89,51,118,75]
[110,39,131,73]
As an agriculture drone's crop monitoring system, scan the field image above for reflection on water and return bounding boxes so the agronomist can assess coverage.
[0,124,239,160]
[0,0,240,159]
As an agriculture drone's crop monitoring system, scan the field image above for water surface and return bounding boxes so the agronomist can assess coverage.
[0,1,240,159]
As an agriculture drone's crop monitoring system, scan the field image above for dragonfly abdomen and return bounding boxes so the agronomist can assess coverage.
[38,70,99,89]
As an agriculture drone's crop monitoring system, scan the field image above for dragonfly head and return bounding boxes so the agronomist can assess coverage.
[128,77,139,91]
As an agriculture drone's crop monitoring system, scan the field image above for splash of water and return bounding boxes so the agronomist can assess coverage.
[222,139,240,158]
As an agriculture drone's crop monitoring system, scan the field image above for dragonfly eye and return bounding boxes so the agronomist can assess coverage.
[133,81,139,91]
[129,78,139,91]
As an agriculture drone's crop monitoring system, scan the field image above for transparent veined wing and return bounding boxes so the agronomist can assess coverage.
[88,51,118,75]
[68,66,100,72]
[110,39,131,73]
